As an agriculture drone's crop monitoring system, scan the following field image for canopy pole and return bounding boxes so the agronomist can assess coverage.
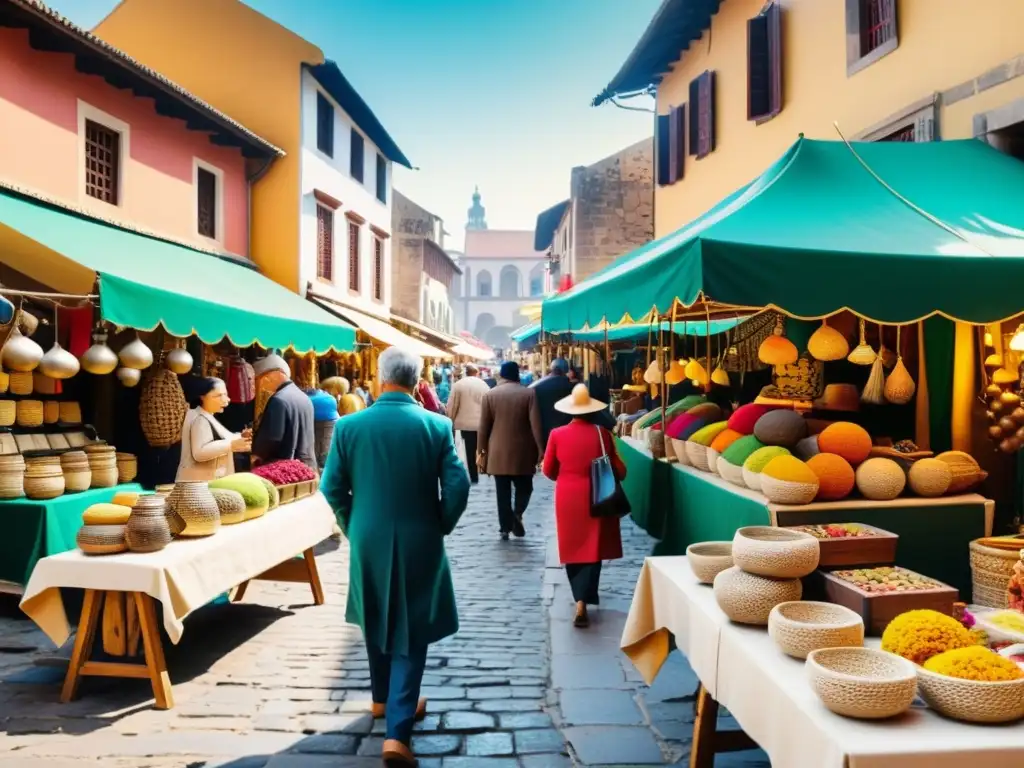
[0,288,97,301]
[659,307,668,444]
[704,294,713,395]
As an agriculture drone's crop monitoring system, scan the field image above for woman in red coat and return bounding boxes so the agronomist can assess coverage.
[543,384,626,628]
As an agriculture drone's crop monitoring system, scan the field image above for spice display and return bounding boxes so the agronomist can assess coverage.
[923,646,1023,682]
[989,611,1024,634]
[834,567,942,592]
[208,473,271,521]
[792,524,877,539]
[251,459,317,485]
[880,609,981,665]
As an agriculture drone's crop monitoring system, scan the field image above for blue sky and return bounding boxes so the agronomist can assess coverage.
[61,0,661,250]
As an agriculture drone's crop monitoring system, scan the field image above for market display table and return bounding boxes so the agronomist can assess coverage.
[622,557,1024,768]
[19,492,335,709]
[615,436,992,597]
[0,483,144,590]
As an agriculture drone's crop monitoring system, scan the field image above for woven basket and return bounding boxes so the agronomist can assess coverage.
[9,370,32,395]
[970,541,1020,608]
[211,488,246,525]
[768,601,864,659]
[732,526,820,579]
[16,399,43,427]
[63,469,91,493]
[125,496,172,553]
[116,453,138,484]
[0,399,14,427]
[77,524,127,555]
[170,481,220,537]
[90,467,118,489]
[807,647,917,720]
[670,439,691,467]
[43,400,59,424]
[0,459,24,499]
[713,566,802,625]
[25,471,64,500]
[139,365,187,448]
[685,442,712,471]
[916,667,1024,724]
[686,541,733,584]
[58,401,81,424]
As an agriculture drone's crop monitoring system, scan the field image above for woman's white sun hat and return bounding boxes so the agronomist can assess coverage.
[555,383,608,416]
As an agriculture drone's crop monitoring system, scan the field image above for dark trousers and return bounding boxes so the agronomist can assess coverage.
[366,642,428,744]
[566,562,603,605]
[493,475,533,532]
[460,430,479,483]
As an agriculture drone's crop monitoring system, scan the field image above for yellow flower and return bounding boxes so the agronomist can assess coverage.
[923,646,1023,682]
[881,609,980,665]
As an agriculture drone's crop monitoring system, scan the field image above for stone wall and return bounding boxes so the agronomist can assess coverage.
[390,189,433,321]
[570,137,654,282]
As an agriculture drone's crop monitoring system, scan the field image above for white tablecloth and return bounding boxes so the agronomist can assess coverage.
[622,557,1024,768]
[20,493,336,646]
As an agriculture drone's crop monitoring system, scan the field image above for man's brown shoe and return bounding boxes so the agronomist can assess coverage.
[371,697,427,720]
[382,738,417,766]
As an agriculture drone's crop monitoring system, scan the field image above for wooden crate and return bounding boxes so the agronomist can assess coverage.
[782,524,898,568]
[275,478,319,506]
[818,567,958,636]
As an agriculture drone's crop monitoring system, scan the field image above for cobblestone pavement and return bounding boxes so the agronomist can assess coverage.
[0,478,770,767]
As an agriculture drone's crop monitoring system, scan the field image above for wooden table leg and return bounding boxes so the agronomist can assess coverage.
[303,548,325,606]
[60,588,102,703]
[133,592,173,710]
[232,580,250,603]
[690,683,719,768]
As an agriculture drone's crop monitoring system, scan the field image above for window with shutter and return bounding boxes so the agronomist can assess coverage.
[84,120,120,204]
[748,2,783,123]
[197,167,217,238]
[846,0,898,75]
[348,221,361,292]
[656,113,671,186]
[373,237,384,301]
[689,71,716,160]
[316,205,334,281]
[350,131,364,182]
[375,154,387,204]
[316,92,334,157]
[668,105,685,184]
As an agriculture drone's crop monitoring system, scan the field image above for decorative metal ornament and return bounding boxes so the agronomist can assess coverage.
[81,329,118,375]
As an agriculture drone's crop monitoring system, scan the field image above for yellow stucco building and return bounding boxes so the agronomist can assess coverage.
[596,0,1024,238]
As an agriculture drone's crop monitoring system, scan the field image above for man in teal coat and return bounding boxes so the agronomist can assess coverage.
[321,346,470,766]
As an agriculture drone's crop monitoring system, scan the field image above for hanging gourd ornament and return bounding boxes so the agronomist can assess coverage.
[664,359,686,386]
[807,319,849,361]
[81,329,118,375]
[38,309,79,379]
[1,324,43,372]
[116,367,141,387]
[119,334,154,370]
[758,316,798,366]
[684,357,708,386]
[847,318,876,365]
[883,326,916,405]
[165,341,193,375]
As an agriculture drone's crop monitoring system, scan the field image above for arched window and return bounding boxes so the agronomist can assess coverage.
[528,263,545,297]
[477,270,492,297]
[499,265,521,298]
[474,313,496,340]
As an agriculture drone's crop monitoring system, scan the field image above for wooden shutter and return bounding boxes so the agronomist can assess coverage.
[316,93,334,157]
[688,79,700,156]
[668,105,685,183]
[914,112,935,142]
[767,3,783,117]
[373,237,384,300]
[656,113,671,186]
[316,205,333,281]
[197,168,216,238]
[350,132,364,182]
[375,154,387,203]
[348,221,360,291]
[696,71,716,159]
[747,14,769,120]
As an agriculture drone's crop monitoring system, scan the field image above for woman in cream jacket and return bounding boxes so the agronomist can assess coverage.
[176,378,251,482]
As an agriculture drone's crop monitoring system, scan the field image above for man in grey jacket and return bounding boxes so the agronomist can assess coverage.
[251,354,317,471]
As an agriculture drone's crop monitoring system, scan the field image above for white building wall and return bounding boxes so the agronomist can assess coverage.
[298,69,392,317]
[422,275,454,334]
[453,255,546,347]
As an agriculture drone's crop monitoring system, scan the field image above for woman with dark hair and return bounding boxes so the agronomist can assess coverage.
[176,377,251,482]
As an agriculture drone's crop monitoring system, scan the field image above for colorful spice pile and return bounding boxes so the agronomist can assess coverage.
[881,609,981,665]
[792,523,876,539]
[923,646,1023,681]
[251,459,317,485]
[834,567,939,593]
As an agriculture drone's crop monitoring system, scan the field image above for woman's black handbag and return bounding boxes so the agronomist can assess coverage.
[590,425,631,518]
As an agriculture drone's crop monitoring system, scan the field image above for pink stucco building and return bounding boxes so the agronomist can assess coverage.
[0,0,281,260]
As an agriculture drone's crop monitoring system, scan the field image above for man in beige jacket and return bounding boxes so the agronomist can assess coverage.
[445,364,491,484]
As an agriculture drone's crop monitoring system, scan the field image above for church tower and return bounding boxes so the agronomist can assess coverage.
[466,186,488,231]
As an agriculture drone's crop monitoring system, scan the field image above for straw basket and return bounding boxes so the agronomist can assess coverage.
[713,566,802,625]
[58,401,82,424]
[0,399,14,427]
[16,399,43,427]
[76,524,127,555]
[916,667,1024,724]
[139,366,187,448]
[686,541,734,584]
[732,526,820,579]
[60,450,91,493]
[806,647,918,720]
[125,496,172,553]
[0,454,25,499]
[9,370,32,396]
[24,458,64,500]
[170,481,220,537]
[970,540,1020,608]
[116,452,138,484]
[768,601,864,659]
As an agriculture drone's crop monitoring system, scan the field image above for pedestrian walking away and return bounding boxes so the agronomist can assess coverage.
[543,383,626,628]
[530,358,574,450]
[321,347,470,766]
[445,363,491,484]
[478,360,543,539]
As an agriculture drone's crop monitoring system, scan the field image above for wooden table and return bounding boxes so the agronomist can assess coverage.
[621,557,1024,768]
[20,493,336,710]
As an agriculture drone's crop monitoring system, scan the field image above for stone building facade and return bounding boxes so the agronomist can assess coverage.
[537,137,654,291]
[390,189,459,334]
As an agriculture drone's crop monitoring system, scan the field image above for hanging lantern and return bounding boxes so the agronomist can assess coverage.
[758,317,798,366]
[807,319,849,361]
[883,327,916,405]
[711,366,731,387]
[684,357,708,386]
[116,367,141,387]
[984,353,1004,369]
[1009,324,1024,352]
[847,319,876,365]
[165,340,194,375]
[664,359,686,386]
[81,329,118,375]
[38,308,80,379]
[119,334,154,370]
[993,368,1018,386]
[1,324,43,372]
[643,359,663,384]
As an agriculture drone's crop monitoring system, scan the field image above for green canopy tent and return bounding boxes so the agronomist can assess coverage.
[542,137,1024,332]
[512,318,747,349]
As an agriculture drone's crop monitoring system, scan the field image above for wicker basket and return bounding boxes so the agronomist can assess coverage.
[685,441,712,471]
[24,467,64,499]
[671,438,691,467]
[43,401,59,424]
[125,496,172,553]
[211,488,246,525]
[77,524,127,555]
[58,401,81,424]
[732,526,821,579]
[62,469,91,493]
[0,399,14,427]
[768,601,864,659]
[686,541,733,584]
[916,667,1024,724]
[0,455,24,499]
[139,365,187,448]
[116,452,138,484]
[170,481,220,537]
[9,370,32,395]
[90,467,118,488]
[16,399,43,427]
[806,647,917,719]
[970,540,1020,608]
[713,566,802,625]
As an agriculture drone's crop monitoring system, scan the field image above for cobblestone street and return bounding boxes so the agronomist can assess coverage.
[0,480,769,767]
